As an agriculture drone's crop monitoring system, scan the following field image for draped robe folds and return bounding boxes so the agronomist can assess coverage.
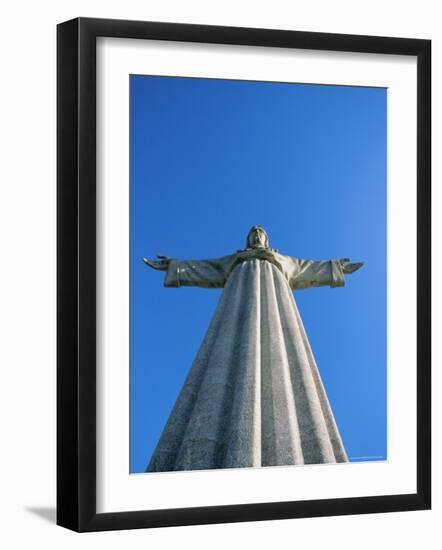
[147,250,349,472]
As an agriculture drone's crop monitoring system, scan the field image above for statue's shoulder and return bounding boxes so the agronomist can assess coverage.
[272,249,290,260]
[272,252,301,269]
[215,253,239,266]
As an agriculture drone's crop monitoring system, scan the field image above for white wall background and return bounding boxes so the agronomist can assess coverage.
[0,1,439,548]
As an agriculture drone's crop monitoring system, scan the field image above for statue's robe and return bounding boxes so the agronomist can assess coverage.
[147,250,349,472]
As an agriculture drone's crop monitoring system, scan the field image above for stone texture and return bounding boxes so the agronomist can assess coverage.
[147,259,348,472]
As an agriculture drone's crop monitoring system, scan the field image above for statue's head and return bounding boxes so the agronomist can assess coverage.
[246,226,269,249]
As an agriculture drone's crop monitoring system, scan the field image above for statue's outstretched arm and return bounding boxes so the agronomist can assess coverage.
[289,257,364,290]
[143,254,235,288]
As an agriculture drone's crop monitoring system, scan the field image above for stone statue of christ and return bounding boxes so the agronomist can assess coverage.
[143,226,363,472]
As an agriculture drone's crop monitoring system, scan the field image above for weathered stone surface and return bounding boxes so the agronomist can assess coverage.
[147,259,348,472]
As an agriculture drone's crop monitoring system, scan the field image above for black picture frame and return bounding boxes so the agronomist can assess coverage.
[57,17,431,532]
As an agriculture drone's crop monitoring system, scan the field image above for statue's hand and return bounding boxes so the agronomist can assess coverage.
[339,258,364,274]
[142,255,171,271]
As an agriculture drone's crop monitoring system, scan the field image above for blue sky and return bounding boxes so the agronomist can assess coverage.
[130,75,387,473]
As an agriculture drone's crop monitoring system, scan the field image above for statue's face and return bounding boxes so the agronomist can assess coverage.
[248,227,268,249]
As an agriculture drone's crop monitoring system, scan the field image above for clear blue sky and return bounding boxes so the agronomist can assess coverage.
[130,75,387,473]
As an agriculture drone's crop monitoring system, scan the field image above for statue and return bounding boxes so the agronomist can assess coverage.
[143,226,363,472]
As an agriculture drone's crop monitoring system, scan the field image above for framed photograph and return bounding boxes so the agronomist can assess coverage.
[57,17,431,532]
